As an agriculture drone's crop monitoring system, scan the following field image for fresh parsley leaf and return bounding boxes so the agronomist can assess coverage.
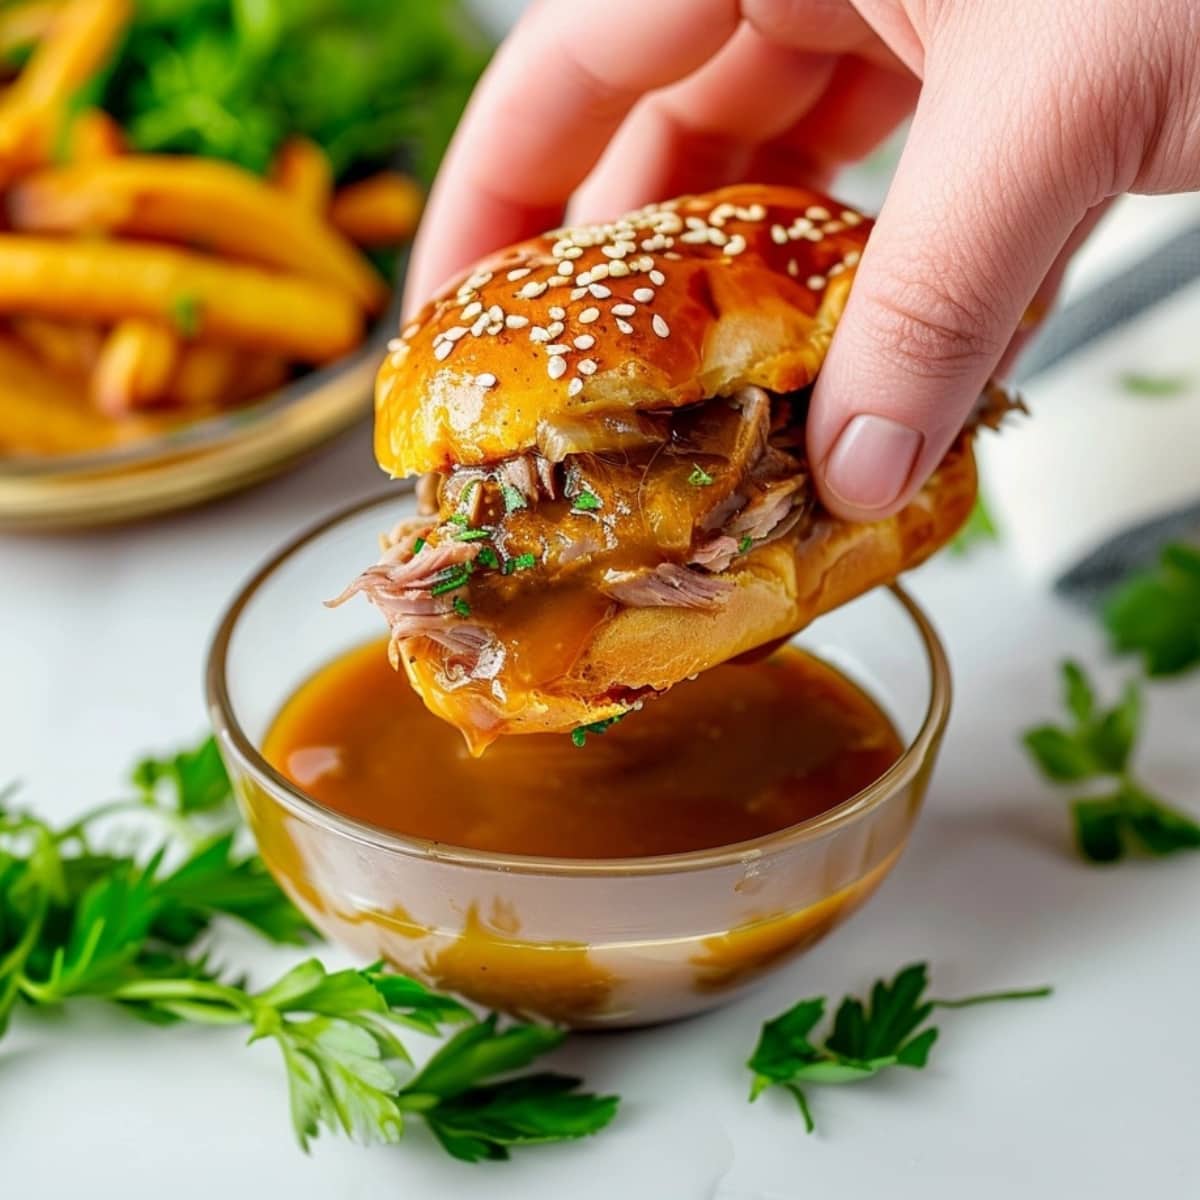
[430,564,473,596]
[452,596,471,618]
[1118,371,1191,398]
[948,491,999,556]
[503,553,536,575]
[1105,543,1200,677]
[570,713,626,748]
[132,736,232,815]
[500,483,528,514]
[738,535,753,554]
[572,489,602,513]
[687,464,714,487]
[748,964,1050,1132]
[170,293,203,338]
[1023,661,1200,861]
[476,546,499,570]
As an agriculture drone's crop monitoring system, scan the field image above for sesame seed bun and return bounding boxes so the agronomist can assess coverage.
[376,183,870,476]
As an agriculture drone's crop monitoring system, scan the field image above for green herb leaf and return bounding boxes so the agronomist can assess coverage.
[170,293,203,338]
[738,535,753,554]
[413,537,427,555]
[948,491,999,556]
[503,553,537,575]
[687,464,714,487]
[571,489,602,513]
[430,564,473,596]
[453,528,492,542]
[452,596,471,618]
[1118,371,1191,398]
[1023,725,1098,782]
[476,546,499,570]
[1104,543,1200,677]
[131,736,232,815]
[500,484,528,514]
[570,713,626,748]
[748,965,1049,1132]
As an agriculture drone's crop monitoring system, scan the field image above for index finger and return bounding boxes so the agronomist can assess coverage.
[404,0,741,312]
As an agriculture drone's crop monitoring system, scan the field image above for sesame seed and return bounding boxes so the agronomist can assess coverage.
[578,307,601,324]
[707,228,728,246]
[505,314,530,329]
[461,301,483,319]
[434,340,453,361]
[590,263,611,280]
[807,275,826,290]
[589,283,612,299]
[467,270,493,289]
[602,244,628,259]
[803,229,824,242]
[476,373,497,388]
[546,321,565,338]
[568,377,584,397]
[652,314,670,338]
[387,337,404,352]
[636,255,654,272]
[557,260,575,276]
[841,210,862,226]
[745,204,766,220]
[573,334,595,350]
[549,306,566,320]
[546,343,569,355]
[471,314,488,337]
[680,230,709,245]
[844,250,861,266]
[546,276,569,288]
[607,260,630,277]
[401,322,421,340]
[548,356,567,380]
[686,216,706,230]
[519,280,547,299]
[578,358,597,375]
[616,318,633,335]
[486,322,503,335]
[551,240,572,256]
[563,246,584,259]
[633,288,655,303]
[787,259,799,277]
[828,262,845,277]
[506,268,531,282]
[530,327,551,343]
[806,206,830,221]
[570,287,588,301]
[444,326,467,342]
[771,225,788,245]
[612,303,636,317]
[489,305,503,321]
[649,270,665,286]
[665,252,682,260]
[725,234,747,256]
[823,220,845,234]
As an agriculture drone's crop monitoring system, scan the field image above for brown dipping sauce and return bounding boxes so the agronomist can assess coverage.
[264,639,902,860]
[265,643,902,859]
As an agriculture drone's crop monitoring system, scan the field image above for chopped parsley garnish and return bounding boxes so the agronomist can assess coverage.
[430,563,473,596]
[687,464,714,487]
[453,596,471,618]
[748,963,1050,1133]
[501,484,528,514]
[453,528,493,542]
[476,546,500,570]
[570,713,626,747]
[448,513,470,527]
[459,478,481,509]
[572,489,602,513]
[1118,371,1191,398]
[413,537,427,554]
[1023,660,1200,861]
[738,535,753,554]
[1104,542,1200,676]
[503,553,537,575]
[170,293,202,337]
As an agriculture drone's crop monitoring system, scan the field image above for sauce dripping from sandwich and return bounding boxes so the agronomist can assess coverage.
[264,637,902,859]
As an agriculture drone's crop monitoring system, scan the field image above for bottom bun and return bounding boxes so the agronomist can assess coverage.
[402,439,977,750]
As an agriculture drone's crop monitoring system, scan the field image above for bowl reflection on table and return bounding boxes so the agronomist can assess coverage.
[206,493,951,1028]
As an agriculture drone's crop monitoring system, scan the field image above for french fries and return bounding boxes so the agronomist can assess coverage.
[11,316,101,377]
[330,171,424,247]
[11,156,389,313]
[271,136,333,212]
[0,0,129,180]
[91,319,178,415]
[0,235,364,363]
[171,343,242,410]
[65,106,126,162]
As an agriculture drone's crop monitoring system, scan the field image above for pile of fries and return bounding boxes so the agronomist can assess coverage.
[0,0,423,457]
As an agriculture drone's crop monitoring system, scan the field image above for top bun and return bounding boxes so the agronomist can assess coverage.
[376,183,872,477]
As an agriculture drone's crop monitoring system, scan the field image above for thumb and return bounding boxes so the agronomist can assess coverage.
[807,71,1091,520]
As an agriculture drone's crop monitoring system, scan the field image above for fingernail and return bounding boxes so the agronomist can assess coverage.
[822,413,924,512]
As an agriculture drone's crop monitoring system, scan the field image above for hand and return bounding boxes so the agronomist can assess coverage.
[407,0,1200,519]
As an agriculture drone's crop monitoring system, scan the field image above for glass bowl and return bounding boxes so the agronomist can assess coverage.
[207,492,952,1028]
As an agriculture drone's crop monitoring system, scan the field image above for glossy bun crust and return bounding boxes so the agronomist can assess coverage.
[376,184,871,476]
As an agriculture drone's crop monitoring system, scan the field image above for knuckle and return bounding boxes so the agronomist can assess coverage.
[854,270,1007,380]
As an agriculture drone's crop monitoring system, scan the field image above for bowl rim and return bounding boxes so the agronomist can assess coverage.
[206,490,952,878]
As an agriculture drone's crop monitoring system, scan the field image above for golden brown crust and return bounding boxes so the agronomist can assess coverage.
[400,440,977,743]
[376,184,870,476]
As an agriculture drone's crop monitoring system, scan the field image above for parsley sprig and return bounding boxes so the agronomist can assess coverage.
[1104,543,1200,677]
[0,739,618,1160]
[1023,661,1200,861]
[748,963,1050,1132]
